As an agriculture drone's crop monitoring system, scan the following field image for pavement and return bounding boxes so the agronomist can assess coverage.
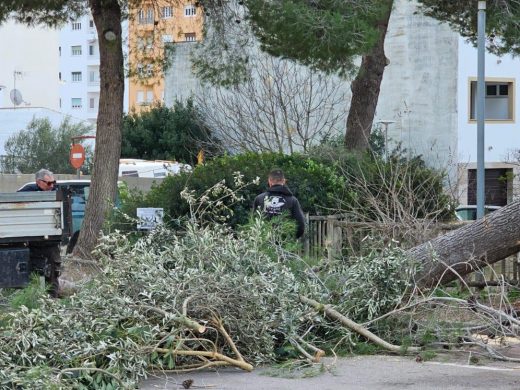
[139,354,520,390]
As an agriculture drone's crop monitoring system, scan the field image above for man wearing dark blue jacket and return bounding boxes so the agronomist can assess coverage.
[253,169,305,239]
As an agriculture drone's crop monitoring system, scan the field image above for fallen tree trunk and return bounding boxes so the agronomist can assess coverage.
[408,200,520,288]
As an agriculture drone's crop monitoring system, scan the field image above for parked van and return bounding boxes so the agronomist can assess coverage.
[118,159,191,178]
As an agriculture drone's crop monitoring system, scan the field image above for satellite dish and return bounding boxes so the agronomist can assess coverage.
[10,89,23,106]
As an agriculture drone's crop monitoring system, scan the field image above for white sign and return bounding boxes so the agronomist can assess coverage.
[136,208,164,230]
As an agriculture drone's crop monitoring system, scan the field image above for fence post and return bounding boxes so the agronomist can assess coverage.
[304,213,309,258]
[327,216,335,261]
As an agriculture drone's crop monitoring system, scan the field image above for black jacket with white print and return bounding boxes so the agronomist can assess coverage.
[253,184,305,238]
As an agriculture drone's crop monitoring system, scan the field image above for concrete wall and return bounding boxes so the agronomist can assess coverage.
[0,174,161,193]
[375,0,459,171]
[164,42,200,104]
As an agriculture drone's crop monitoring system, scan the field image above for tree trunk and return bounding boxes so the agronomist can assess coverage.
[344,1,393,151]
[73,0,123,259]
[408,200,520,288]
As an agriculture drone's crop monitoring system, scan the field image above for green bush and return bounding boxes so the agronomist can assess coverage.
[144,152,345,228]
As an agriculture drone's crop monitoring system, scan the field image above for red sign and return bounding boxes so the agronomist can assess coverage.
[69,144,86,169]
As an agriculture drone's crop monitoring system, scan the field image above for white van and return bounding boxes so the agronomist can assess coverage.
[118,159,191,178]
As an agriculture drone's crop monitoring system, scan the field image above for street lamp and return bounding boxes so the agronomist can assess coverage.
[377,120,395,160]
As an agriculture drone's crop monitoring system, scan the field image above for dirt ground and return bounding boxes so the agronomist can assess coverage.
[140,353,520,390]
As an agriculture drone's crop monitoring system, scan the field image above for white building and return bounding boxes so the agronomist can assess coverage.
[59,15,100,124]
[377,0,520,206]
[58,15,129,124]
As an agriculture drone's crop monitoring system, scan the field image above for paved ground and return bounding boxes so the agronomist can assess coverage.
[140,354,520,390]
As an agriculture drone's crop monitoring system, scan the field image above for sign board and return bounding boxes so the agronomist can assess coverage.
[136,208,164,231]
[69,144,86,169]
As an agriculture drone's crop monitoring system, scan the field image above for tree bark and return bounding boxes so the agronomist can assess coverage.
[408,200,520,288]
[344,1,393,151]
[73,0,124,259]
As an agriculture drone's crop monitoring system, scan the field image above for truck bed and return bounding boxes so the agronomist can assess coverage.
[0,192,63,242]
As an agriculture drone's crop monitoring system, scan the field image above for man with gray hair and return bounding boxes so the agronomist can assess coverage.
[18,169,56,192]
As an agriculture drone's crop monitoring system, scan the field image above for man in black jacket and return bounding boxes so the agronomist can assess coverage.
[253,169,305,238]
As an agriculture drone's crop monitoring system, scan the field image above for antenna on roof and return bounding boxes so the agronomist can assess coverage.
[9,89,23,107]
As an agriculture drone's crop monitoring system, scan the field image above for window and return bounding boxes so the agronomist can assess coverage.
[89,70,99,84]
[72,21,81,30]
[89,97,95,109]
[71,98,82,109]
[138,8,154,24]
[137,36,153,50]
[184,5,196,16]
[137,64,153,78]
[89,45,96,56]
[71,72,82,82]
[59,46,61,56]
[469,79,515,121]
[146,91,154,103]
[59,72,61,81]
[161,6,173,18]
[162,35,173,43]
[184,33,196,42]
[71,45,82,56]
[89,19,94,29]
[136,91,144,104]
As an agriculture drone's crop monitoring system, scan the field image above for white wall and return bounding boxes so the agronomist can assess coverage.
[375,0,459,171]
[0,20,60,110]
[457,37,520,164]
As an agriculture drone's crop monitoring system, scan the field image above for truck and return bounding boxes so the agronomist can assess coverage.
[0,191,64,296]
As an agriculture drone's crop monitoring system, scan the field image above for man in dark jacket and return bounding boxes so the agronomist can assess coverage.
[253,169,305,238]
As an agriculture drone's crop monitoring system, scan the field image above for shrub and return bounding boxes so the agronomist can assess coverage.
[144,152,345,228]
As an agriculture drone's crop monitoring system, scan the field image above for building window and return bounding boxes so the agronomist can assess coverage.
[71,72,82,82]
[72,21,82,30]
[89,97,96,109]
[59,46,61,56]
[162,35,173,43]
[89,45,96,56]
[146,91,154,103]
[184,5,196,16]
[71,98,82,108]
[469,79,515,121]
[89,70,100,84]
[59,72,61,81]
[184,33,196,42]
[71,45,82,56]
[136,91,144,104]
[89,19,94,29]
[138,8,154,24]
[161,6,173,18]
[137,36,153,51]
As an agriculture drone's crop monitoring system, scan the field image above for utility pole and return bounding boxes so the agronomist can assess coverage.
[476,1,486,219]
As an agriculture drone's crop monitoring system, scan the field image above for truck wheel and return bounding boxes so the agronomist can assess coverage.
[42,246,61,298]
[66,231,79,254]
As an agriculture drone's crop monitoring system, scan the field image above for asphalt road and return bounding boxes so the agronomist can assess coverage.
[140,355,520,390]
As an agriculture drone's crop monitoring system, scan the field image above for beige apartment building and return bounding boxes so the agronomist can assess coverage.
[128,1,203,112]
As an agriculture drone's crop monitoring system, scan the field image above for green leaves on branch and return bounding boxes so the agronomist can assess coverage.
[2,117,93,174]
[417,0,520,56]
[244,0,391,76]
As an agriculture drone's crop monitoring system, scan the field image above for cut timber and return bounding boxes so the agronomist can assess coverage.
[408,201,520,288]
